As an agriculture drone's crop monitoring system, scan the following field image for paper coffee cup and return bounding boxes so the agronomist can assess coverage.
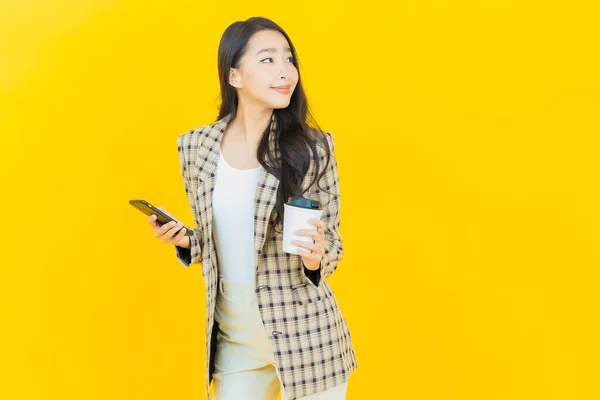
[283,196,323,254]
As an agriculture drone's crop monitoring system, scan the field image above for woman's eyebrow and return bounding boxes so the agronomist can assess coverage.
[256,47,292,55]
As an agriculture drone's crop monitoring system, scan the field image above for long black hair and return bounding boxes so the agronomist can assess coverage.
[216,16,333,233]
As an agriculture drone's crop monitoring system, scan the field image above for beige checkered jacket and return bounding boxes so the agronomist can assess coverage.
[174,112,358,399]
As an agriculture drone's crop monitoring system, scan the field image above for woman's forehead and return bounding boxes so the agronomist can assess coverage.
[248,30,291,53]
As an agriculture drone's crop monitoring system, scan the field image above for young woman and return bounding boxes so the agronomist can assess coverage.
[147,17,357,400]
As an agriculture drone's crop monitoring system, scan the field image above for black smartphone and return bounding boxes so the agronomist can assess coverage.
[129,199,193,236]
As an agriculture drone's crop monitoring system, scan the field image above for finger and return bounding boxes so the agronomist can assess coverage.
[162,221,184,242]
[296,247,311,255]
[157,220,173,234]
[172,225,187,243]
[296,247,320,260]
[296,231,325,246]
[308,218,325,228]
[154,220,170,237]
[169,222,185,239]
[159,220,179,236]
[148,214,159,227]
[174,225,187,243]
[295,229,318,238]
[293,239,317,251]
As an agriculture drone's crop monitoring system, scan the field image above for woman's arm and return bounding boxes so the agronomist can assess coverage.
[174,133,204,267]
[302,132,344,287]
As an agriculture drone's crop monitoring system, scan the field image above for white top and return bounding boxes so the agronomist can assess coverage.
[212,144,262,282]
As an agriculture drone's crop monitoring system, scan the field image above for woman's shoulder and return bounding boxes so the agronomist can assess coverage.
[300,128,339,193]
[306,128,337,166]
[307,128,335,153]
[176,118,224,154]
[177,124,211,150]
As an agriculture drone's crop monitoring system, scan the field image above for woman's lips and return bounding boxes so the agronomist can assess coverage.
[272,86,291,94]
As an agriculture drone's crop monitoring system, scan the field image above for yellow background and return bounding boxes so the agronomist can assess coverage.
[1,1,599,399]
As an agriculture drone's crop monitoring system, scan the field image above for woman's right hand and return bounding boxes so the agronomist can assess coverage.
[147,206,190,248]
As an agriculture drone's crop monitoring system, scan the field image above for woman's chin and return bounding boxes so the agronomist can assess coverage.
[268,99,292,109]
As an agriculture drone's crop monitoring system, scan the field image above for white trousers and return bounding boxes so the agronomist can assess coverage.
[213,276,349,400]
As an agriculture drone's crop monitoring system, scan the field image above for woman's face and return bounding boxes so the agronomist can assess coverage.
[230,30,299,110]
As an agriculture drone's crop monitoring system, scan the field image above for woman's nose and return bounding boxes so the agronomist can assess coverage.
[277,64,293,79]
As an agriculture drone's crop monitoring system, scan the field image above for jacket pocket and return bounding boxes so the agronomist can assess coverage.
[292,281,333,306]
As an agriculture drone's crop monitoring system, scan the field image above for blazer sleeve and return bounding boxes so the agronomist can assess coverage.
[174,133,204,267]
[301,132,344,287]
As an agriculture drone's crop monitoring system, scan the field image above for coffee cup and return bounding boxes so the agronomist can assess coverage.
[283,196,323,254]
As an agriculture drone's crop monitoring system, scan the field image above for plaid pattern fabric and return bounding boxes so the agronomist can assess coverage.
[175,112,357,400]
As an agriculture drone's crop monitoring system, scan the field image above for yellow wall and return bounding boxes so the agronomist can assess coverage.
[1,1,599,399]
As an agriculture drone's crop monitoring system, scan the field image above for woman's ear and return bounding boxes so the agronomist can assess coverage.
[229,68,241,88]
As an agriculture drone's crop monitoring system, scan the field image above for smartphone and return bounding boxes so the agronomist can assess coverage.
[129,199,193,236]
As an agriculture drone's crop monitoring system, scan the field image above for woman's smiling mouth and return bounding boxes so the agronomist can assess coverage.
[272,85,291,94]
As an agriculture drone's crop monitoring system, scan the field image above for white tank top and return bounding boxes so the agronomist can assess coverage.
[212,145,262,282]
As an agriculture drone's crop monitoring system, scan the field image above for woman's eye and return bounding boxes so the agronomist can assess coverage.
[260,57,294,63]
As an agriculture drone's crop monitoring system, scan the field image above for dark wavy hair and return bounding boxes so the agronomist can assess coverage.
[216,16,333,234]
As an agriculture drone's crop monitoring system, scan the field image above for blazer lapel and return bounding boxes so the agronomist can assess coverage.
[193,112,281,273]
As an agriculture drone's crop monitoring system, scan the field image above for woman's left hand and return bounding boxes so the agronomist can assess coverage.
[293,218,326,271]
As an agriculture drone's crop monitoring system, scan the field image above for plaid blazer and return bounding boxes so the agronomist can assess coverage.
[174,112,358,400]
